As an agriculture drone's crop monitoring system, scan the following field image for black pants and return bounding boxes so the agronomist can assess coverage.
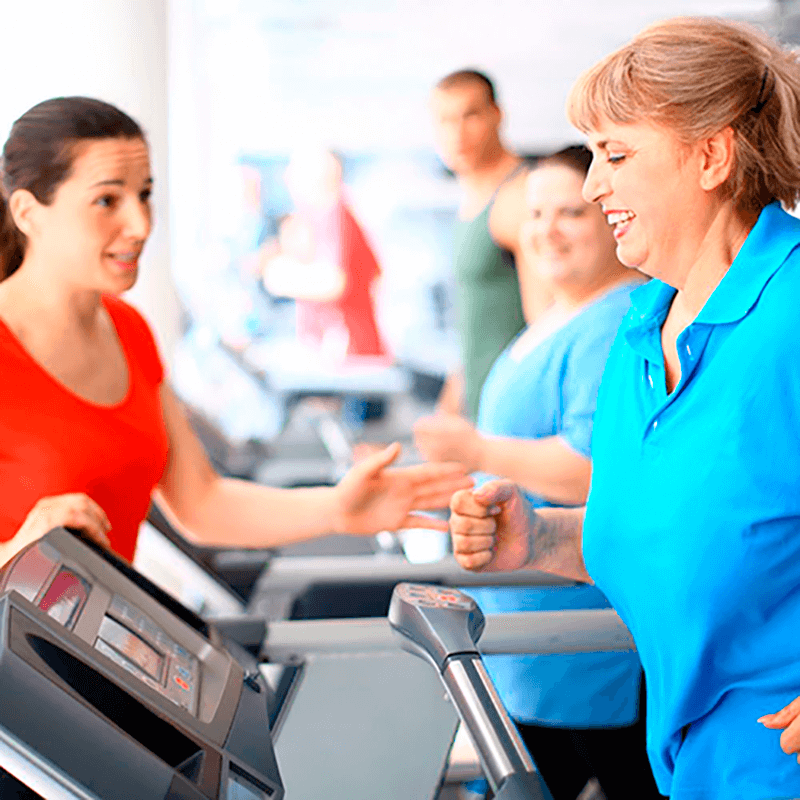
[515,679,665,800]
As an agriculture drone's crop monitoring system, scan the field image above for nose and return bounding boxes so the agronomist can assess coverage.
[582,157,607,205]
[543,212,561,241]
[124,195,151,241]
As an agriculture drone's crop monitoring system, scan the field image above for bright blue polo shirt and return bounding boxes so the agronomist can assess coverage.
[469,282,642,727]
[583,202,800,798]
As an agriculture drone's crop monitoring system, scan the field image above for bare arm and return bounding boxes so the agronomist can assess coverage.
[449,480,589,583]
[157,385,472,548]
[489,174,552,324]
[435,371,465,416]
[480,436,590,506]
[414,414,591,506]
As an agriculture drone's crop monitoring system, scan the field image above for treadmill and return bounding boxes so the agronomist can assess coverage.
[0,528,630,799]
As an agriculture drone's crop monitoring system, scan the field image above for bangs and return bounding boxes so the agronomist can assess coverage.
[566,49,651,132]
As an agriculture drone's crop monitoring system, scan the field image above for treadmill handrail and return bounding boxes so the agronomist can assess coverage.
[0,724,102,800]
[255,553,576,590]
[146,501,275,603]
[259,609,635,660]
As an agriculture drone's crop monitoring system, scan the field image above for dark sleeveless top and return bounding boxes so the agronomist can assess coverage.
[452,163,527,420]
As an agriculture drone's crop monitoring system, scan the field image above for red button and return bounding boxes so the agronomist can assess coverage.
[174,675,190,691]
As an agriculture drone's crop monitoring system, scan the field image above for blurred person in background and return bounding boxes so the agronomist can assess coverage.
[430,69,547,421]
[261,148,388,364]
[415,147,657,799]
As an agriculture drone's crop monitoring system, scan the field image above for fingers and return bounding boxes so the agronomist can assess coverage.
[32,494,111,548]
[395,460,469,483]
[411,489,473,511]
[398,513,450,532]
[453,550,494,571]
[472,480,518,507]
[450,481,514,517]
[759,695,800,729]
[355,442,403,478]
[452,532,496,553]
[779,716,800,755]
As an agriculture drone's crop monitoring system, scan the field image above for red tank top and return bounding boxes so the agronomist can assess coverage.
[0,296,169,561]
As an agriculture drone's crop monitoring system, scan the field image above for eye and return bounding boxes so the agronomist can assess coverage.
[608,153,626,165]
[95,194,118,209]
[562,207,586,218]
[139,188,152,203]
[528,209,542,220]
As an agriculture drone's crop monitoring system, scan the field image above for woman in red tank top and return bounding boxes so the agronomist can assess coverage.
[0,97,470,566]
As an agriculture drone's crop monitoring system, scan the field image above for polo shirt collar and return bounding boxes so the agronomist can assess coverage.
[696,201,800,325]
[626,202,800,334]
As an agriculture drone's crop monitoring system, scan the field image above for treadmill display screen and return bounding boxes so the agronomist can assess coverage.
[97,615,165,683]
[38,568,90,628]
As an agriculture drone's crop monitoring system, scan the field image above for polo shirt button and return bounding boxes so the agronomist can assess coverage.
[686,345,692,357]
[652,420,658,430]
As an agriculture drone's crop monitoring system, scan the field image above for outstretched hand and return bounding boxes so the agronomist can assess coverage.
[449,479,533,572]
[334,442,473,535]
[759,696,800,761]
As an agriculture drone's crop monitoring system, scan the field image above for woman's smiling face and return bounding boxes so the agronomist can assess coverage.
[582,117,710,287]
[519,163,620,290]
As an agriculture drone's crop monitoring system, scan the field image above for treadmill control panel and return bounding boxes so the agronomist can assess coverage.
[96,595,200,715]
[394,583,477,611]
[1,540,200,716]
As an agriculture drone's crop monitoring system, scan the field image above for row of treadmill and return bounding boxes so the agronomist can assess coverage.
[0,510,636,800]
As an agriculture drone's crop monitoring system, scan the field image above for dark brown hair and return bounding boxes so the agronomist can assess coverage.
[534,144,593,178]
[436,69,497,106]
[566,17,800,214]
[0,97,145,280]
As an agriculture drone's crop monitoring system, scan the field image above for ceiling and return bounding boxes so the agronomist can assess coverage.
[194,0,779,153]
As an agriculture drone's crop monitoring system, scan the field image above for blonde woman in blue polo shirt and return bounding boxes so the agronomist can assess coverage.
[448,17,800,800]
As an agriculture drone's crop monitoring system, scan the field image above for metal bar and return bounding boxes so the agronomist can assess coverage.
[0,726,102,800]
[442,657,536,793]
[260,608,635,660]
[254,554,575,591]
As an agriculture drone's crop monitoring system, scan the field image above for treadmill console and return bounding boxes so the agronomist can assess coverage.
[0,528,283,800]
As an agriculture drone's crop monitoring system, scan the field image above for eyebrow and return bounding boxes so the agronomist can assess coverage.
[89,177,154,189]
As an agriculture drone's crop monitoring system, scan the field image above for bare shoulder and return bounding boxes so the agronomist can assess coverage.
[489,165,530,250]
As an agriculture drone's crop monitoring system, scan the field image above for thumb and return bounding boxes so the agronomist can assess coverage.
[473,480,518,508]
[354,441,402,478]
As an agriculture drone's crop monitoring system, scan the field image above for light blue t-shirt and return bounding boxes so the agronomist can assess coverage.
[468,281,642,727]
[583,203,800,798]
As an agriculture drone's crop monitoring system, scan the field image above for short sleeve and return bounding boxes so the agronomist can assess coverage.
[103,296,165,386]
[559,317,625,458]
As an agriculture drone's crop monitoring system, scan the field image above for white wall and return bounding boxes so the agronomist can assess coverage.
[1,0,180,361]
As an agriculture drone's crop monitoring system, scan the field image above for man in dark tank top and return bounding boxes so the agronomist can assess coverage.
[431,70,545,421]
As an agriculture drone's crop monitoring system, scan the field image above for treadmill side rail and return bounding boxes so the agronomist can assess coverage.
[0,723,103,800]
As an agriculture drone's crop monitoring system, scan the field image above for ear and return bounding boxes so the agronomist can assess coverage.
[698,126,736,192]
[8,189,41,238]
[492,103,503,128]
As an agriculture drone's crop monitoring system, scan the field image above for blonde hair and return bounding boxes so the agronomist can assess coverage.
[566,17,800,214]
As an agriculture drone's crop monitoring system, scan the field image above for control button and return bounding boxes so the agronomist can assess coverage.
[176,666,191,681]
[174,675,190,692]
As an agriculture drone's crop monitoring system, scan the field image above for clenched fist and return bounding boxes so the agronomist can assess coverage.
[449,480,534,572]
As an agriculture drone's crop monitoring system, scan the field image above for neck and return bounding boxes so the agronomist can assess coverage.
[549,262,637,312]
[671,203,757,319]
[458,147,519,198]
[0,256,103,330]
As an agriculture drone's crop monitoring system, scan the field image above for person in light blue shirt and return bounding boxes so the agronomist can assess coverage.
[415,147,658,798]
[447,17,800,800]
